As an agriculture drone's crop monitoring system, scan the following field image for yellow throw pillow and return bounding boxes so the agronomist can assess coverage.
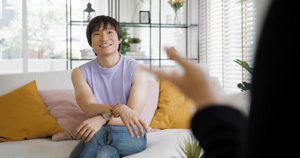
[0,80,64,142]
[149,78,195,129]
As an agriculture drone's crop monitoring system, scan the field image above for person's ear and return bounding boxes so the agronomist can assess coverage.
[88,38,92,47]
[118,37,122,44]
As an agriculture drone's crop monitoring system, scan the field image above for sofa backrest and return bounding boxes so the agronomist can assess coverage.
[0,70,73,96]
[0,63,225,97]
[147,63,225,93]
[148,63,209,81]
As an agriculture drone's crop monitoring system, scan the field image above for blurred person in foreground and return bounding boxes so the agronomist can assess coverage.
[148,0,299,157]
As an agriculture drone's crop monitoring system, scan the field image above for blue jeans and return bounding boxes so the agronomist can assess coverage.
[69,125,147,158]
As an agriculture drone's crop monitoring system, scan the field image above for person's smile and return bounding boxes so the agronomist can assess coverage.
[99,43,112,48]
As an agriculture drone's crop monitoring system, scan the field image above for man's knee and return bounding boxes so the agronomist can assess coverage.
[95,145,120,158]
[92,126,109,144]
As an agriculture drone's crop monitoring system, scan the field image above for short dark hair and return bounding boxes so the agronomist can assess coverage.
[86,15,122,55]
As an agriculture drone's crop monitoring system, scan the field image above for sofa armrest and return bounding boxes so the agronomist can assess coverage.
[222,91,250,115]
[209,76,225,93]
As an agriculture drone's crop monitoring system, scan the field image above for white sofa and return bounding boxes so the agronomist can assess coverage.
[0,64,249,158]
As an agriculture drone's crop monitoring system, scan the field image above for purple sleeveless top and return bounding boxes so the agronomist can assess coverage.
[80,54,139,106]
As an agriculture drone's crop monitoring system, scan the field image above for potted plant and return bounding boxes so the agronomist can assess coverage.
[233,59,253,91]
[119,24,131,55]
[174,134,205,158]
[128,37,141,52]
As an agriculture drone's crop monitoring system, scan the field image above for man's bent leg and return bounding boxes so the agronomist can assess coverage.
[68,126,110,158]
[95,145,120,158]
[108,126,147,157]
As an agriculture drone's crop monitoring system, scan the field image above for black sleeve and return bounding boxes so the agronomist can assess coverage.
[191,1,299,158]
[191,106,247,158]
[242,0,299,157]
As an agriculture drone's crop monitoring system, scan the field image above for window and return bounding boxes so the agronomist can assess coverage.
[0,0,23,74]
[0,0,67,74]
[199,0,256,93]
[27,0,66,72]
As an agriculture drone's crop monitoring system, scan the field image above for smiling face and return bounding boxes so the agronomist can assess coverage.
[90,23,122,56]
[86,16,123,56]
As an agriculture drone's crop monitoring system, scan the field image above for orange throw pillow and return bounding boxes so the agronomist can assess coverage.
[149,78,195,129]
[0,80,64,142]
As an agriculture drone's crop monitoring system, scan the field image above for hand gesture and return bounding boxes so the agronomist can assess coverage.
[115,104,149,138]
[73,116,106,143]
[147,47,223,110]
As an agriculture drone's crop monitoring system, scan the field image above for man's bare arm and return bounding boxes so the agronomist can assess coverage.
[107,64,148,126]
[71,68,111,117]
[126,64,148,114]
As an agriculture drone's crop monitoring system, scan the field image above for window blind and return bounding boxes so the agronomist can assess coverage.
[199,0,256,93]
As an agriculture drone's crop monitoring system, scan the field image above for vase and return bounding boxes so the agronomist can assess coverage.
[174,10,181,24]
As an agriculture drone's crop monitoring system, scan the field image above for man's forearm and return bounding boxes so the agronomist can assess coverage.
[107,117,125,126]
[89,115,124,126]
[81,103,112,118]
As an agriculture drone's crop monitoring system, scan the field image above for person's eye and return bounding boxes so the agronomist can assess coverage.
[94,33,100,35]
[109,31,113,33]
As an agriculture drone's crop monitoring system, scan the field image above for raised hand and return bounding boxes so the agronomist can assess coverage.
[147,47,223,111]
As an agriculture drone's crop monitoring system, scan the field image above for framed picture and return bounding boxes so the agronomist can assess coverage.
[140,11,150,24]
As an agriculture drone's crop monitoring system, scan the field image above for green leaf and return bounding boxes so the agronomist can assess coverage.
[174,134,202,158]
[120,25,131,54]
[243,82,251,90]
[233,59,253,74]
[237,82,251,91]
[128,37,141,44]
[170,2,183,12]
[237,83,245,91]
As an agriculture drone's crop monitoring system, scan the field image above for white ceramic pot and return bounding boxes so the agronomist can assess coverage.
[130,43,140,52]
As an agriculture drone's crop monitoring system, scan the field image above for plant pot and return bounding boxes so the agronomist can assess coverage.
[130,43,140,52]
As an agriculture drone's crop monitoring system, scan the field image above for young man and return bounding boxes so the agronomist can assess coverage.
[69,15,149,158]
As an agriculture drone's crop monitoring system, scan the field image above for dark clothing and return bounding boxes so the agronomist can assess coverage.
[191,1,300,158]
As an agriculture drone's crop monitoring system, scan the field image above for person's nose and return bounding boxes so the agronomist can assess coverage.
[100,32,108,42]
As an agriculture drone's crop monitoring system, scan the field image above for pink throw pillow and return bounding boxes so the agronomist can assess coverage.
[142,81,160,132]
[38,89,88,141]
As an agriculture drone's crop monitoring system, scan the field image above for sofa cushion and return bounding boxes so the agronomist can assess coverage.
[0,129,191,158]
[149,78,195,129]
[0,129,193,158]
[38,89,88,141]
[0,80,64,142]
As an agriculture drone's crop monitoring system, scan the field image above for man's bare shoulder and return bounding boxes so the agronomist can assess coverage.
[71,67,83,78]
[71,67,86,85]
[133,64,148,83]
[72,67,81,75]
